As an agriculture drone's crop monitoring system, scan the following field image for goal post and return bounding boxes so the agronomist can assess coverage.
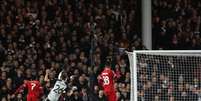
[127,50,201,101]
[127,51,138,101]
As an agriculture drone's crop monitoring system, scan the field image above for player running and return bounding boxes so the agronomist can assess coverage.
[45,70,67,101]
[98,56,117,101]
[12,80,44,101]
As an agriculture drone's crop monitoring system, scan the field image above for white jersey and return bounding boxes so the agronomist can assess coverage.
[47,71,67,101]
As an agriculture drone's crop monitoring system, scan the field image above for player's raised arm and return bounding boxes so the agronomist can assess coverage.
[112,71,117,79]
[44,69,50,82]
[58,70,64,80]
[13,80,27,96]
[97,75,103,86]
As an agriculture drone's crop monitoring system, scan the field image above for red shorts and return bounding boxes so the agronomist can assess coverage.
[27,94,39,101]
[104,90,117,101]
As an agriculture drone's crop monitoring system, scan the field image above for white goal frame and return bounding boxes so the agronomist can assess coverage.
[128,50,201,101]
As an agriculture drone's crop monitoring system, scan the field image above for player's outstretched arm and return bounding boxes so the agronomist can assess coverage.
[11,85,23,98]
[112,71,118,81]
[58,70,64,80]
[44,69,50,82]
[97,75,103,86]
[58,64,66,80]
[12,82,27,97]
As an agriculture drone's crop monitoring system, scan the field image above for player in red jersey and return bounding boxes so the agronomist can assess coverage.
[12,80,43,101]
[98,57,117,101]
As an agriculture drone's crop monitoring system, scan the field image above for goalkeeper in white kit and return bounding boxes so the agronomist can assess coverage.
[45,69,68,101]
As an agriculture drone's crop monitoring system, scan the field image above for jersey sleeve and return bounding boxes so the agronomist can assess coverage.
[14,82,27,94]
[98,75,103,87]
[112,71,117,79]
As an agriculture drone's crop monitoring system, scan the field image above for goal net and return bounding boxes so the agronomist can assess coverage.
[127,50,201,101]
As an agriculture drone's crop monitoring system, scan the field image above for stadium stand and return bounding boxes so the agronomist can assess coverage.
[1,0,201,100]
[0,0,140,100]
[152,0,201,49]
[137,0,201,100]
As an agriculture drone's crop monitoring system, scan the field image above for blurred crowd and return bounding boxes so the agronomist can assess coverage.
[137,55,201,101]
[2,0,201,100]
[153,0,201,49]
[0,0,141,101]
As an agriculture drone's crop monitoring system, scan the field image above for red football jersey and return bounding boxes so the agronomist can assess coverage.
[99,67,116,91]
[15,80,43,98]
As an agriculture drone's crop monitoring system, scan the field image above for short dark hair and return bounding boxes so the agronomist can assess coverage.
[61,72,68,80]
[105,56,112,66]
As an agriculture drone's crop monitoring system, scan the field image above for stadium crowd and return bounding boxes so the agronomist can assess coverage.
[1,0,201,101]
[137,55,201,101]
[0,0,139,101]
[152,0,201,49]
[136,0,201,101]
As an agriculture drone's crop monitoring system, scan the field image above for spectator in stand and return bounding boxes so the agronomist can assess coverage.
[153,0,201,49]
[0,0,137,100]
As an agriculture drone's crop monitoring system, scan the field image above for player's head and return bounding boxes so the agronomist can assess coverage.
[105,56,112,67]
[61,71,68,81]
[26,76,36,81]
